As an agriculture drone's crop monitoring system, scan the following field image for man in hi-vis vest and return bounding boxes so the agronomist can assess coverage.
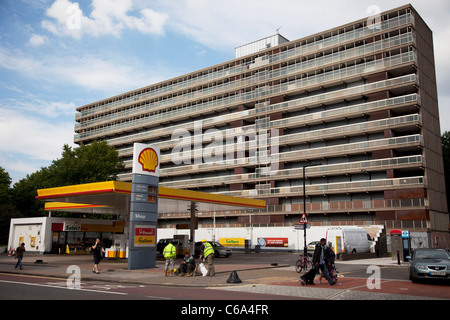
[163,240,177,276]
[200,239,215,277]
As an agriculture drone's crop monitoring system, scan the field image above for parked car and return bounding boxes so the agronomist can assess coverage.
[194,241,232,258]
[307,241,320,251]
[156,238,179,255]
[408,248,450,283]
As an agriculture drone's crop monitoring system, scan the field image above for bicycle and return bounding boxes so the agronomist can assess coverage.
[295,253,311,273]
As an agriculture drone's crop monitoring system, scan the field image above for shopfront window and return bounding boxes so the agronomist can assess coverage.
[66,231,85,253]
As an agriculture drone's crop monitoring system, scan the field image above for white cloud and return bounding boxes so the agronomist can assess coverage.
[1,97,75,118]
[0,45,169,95]
[28,34,48,46]
[152,0,372,51]
[41,0,168,38]
[0,107,75,162]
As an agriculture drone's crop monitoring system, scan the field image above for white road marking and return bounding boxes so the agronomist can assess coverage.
[0,279,128,295]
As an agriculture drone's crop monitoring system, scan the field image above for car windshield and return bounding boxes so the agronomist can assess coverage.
[414,250,449,260]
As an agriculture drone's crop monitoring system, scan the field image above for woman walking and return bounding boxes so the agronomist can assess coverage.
[92,239,105,274]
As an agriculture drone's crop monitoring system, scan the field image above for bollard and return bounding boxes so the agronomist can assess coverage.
[397,251,400,265]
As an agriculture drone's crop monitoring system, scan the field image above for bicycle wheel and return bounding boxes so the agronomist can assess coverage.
[303,257,310,271]
[295,259,303,273]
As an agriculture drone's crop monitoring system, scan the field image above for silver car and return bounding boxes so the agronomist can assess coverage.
[194,241,232,258]
[408,248,450,283]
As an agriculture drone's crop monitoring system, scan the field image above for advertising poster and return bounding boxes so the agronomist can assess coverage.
[257,237,288,247]
[134,225,156,247]
[219,238,246,247]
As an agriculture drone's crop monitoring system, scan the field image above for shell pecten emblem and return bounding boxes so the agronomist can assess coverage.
[138,148,159,173]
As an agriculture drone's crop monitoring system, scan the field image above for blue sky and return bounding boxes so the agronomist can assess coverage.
[1,0,450,185]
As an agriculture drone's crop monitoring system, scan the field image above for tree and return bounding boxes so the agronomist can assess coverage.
[48,140,125,186]
[10,140,124,218]
[0,167,11,206]
[0,167,22,244]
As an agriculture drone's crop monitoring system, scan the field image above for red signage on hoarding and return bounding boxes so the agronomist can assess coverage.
[257,237,288,247]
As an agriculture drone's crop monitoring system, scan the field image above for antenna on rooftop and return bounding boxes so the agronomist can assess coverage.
[276,27,282,34]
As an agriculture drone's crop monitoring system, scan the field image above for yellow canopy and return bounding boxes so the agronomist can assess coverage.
[36,181,265,215]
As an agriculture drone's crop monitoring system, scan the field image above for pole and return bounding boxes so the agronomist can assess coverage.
[301,162,322,256]
[190,201,196,255]
[303,165,307,256]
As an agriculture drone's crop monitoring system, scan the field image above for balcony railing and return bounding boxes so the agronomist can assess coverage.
[75,32,415,131]
[156,155,424,188]
[120,113,419,166]
[157,198,426,221]
[117,134,423,179]
[219,176,425,198]
[74,51,417,142]
[111,92,419,153]
[75,13,414,120]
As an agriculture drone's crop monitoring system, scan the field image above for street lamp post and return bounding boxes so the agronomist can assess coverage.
[302,162,322,256]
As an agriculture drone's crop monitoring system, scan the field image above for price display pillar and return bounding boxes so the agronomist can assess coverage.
[128,143,160,270]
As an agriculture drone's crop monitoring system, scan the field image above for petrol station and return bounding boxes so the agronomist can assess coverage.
[31,143,265,269]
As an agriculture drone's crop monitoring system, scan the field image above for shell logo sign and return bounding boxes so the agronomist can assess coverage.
[138,148,159,173]
[132,143,160,177]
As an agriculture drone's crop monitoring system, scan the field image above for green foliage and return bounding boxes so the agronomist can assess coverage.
[0,167,23,244]
[0,167,12,206]
[1,141,124,221]
[48,141,124,186]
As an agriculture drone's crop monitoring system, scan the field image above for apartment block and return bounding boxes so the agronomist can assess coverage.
[74,4,449,244]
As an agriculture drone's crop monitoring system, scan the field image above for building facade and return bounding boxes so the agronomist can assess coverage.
[74,5,449,245]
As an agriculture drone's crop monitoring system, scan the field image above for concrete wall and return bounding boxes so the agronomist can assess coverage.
[157,225,382,252]
[8,217,52,254]
[8,217,125,254]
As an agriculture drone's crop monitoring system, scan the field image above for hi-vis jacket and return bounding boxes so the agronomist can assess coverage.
[202,242,215,258]
[163,243,176,259]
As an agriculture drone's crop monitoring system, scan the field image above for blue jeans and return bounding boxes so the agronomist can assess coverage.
[318,263,335,285]
[15,256,23,269]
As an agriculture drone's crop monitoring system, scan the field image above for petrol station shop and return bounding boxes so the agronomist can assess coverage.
[8,216,126,257]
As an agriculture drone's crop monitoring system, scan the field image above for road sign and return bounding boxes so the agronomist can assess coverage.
[294,224,310,230]
[299,213,308,224]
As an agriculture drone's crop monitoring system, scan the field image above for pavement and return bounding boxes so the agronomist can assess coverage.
[0,252,408,288]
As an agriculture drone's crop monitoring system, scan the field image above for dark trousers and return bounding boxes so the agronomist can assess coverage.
[15,256,23,269]
[180,263,195,273]
[318,263,335,285]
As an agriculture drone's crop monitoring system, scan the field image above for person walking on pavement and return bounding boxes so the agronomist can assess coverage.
[163,240,177,276]
[92,239,105,274]
[312,238,336,285]
[318,241,337,284]
[14,243,25,270]
[200,239,215,277]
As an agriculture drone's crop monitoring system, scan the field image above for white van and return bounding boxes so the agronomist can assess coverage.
[326,227,372,254]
